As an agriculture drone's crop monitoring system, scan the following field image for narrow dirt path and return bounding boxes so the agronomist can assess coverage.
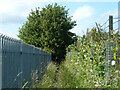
[53,64,59,83]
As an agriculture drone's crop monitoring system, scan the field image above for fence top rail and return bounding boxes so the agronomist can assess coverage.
[0,33,51,54]
[0,33,21,43]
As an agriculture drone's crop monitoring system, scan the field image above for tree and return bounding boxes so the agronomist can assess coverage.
[18,3,77,64]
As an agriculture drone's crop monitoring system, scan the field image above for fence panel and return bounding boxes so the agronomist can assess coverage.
[0,34,51,89]
[0,35,2,89]
[105,39,119,85]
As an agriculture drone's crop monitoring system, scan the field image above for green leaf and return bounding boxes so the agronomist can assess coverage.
[114,52,116,60]
[18,3,77,63]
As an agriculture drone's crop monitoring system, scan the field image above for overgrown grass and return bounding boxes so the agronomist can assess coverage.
[34,36,119,88]
[36,62,57,88]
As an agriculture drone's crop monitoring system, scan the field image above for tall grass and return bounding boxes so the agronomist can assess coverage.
[34,36,119,88]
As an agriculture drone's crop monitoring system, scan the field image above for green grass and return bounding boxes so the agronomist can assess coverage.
[36,62,57,88]
[33,36,119,88]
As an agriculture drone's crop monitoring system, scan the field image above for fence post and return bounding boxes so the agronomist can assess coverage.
[105,15,114,85]
[118,32,120,87]
[118,30,120,88]
[108,15,114,85]
[118,2,120,87]
[109,15,113,38]
[20,40,23,88]
[32,45,35,69]
[0,35,3,90]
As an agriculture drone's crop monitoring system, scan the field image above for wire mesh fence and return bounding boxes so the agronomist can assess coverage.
[0,34,51,89]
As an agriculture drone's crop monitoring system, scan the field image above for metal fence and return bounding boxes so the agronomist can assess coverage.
[0,34,51,89]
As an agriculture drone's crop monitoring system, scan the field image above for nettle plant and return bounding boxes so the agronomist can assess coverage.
[65,36,106,87]
[65,35,119,88]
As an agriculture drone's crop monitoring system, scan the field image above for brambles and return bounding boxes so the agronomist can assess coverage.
[35,32,119,88]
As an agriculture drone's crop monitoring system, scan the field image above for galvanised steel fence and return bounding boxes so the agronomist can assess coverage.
[0,34,51,89]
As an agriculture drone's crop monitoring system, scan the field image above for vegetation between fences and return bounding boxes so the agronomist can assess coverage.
[16,3,119,88]
[29,32,119,88]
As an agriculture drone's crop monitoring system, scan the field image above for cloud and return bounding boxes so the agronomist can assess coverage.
[0,0,43,24]
[70,5,94,36]
[71,7,118,36]
[0,0,119,39]
[1,14,27,24]
[72,5,94,21]
[72,9,118,36]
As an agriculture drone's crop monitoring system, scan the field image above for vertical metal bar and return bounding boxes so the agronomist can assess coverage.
[0,34,3,90]
[0,34,52,88]
[118,1,120,36]
[20,40,23,88]
[109,15,113,38]
[108,15,114,85]
[117,10,120,86]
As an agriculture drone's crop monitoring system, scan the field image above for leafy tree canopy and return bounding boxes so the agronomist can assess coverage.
[18,3,77,63]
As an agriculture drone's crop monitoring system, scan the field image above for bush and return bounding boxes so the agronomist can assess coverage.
[35,36,119,88]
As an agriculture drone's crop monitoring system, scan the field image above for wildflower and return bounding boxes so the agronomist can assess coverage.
[94,84,99,87]
[78,57,80,59]
[95,84,101,87]
[75,62,78,65]
[111,61,115,65]
[77,59,79,62]
[90,69,93,72]
[91,75,94,77]
[94,82,101,87]
[71,60,73,62]
[83,50,85,52]
[95,44,96,47]
[94,81,99,84]
[115,70,119,73]
[108,60,110,64]
[84,55,86,58]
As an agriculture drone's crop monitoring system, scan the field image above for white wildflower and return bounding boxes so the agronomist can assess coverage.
[75,62,78,65]
[84,55,86,57]
[78,57,80,59]
[83,50,85,52]
[95,84,101,87]
[96,82,99,84]
[94,82,101,87]
[91,75,94,77]
[94,84,99,87]
[108,60,110,64]
[77,59,79,62]
[115,70,119,73]
[90,69,93,72]
[111,61,115,65]
[95,44,96,47]
[71,60,73,62]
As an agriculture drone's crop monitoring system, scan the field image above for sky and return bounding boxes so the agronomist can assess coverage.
[0,0,120,39]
